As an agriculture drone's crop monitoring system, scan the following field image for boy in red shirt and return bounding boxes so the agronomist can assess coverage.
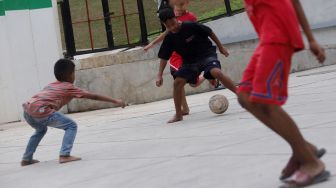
[21,59,126,166]
[238,0,330,186]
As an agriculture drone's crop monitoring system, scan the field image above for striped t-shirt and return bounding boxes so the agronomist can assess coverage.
[23,81,89,118]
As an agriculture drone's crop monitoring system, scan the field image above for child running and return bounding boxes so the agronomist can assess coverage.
[21,59,126,166]
[146,2,219,116]
[146,0,215,89]
[146,1,199,116]
[156,7,236,123]
[237,0,330,186]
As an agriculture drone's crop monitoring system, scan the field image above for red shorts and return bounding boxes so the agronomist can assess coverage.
[238,44,294,106]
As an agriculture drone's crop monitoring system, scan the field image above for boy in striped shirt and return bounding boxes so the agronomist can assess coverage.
[21,59,126,166]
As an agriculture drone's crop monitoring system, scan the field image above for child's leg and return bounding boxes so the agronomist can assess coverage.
[181,87,190,115]
[238,92,325,178]
[237,45,326,181]
[22,128,48,161]
[238,92,320,152]
[22,112,48,164]
[189,74,205,88]
[209,68,236,93]
[169,77,187,123]
[190,76,219,88]
[171,68,189,115]
[46,112,81,163]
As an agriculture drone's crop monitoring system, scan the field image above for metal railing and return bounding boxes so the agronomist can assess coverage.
[58,0,148,57]
[58,0,244,57]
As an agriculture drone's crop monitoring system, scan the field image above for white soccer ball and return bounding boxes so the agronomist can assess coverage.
[209,94,229,114]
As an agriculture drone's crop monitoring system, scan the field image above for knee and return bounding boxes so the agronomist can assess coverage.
[65,120,77,131]
[174,78,185,88]
[70,121,78,130]
[210,68,221,77]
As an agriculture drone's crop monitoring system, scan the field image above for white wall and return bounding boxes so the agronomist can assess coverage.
[0,0,62,124]
[5,10,42,122]
[0,12,20,123]
[30,7,63,87]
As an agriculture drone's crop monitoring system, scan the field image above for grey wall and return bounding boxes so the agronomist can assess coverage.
[206,0,336,46]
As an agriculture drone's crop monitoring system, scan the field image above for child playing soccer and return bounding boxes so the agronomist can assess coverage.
[146,1,207,116]
[156,7,236,123]
[237,0,330,186]
[147,0,216,89]
[21,59,126,166]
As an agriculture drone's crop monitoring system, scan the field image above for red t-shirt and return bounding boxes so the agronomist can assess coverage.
[170,11,197,70]
[244,0,304,51]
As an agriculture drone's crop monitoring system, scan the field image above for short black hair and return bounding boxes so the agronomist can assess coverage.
[54,59,75,82]
[158,6,175,23]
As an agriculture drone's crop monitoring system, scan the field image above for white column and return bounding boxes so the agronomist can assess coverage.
[0,0,62,123]
[0,1,20,123]
[30,0,62,87]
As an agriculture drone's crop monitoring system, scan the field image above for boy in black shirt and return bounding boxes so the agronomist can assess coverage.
[156,7,236,123]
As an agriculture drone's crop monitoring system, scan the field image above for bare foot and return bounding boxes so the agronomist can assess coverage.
[288,160,326,186]
[59,156,82,164]
[181,105,190,116]
[280,148,326,180]
[21,159,40,166]
[280,156,300,180]
[298,159,325,178]
[182,110,189,116]
[167,115,183,123]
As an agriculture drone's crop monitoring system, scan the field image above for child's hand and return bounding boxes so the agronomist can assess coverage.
[143,44,153,52]
[156,75,163,87]
[115,99,127,108]
[219,46,229,57]
[309,41,325,63]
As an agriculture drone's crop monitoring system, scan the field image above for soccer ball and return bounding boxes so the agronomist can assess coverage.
[209,94,229,114]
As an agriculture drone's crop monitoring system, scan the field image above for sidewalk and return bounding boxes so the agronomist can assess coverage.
[0,65,335,188]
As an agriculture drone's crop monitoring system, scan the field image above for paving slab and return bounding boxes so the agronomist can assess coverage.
[0,65,335,188]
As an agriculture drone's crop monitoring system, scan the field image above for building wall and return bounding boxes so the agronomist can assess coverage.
[0,0,62,124]
[0,0,20,123]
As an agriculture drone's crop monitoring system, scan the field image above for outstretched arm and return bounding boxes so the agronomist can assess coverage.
[209,32,229,57]
[144,31,168,52]
[291,0,325,63]
[84,93,126,108]
[156,59,168,87]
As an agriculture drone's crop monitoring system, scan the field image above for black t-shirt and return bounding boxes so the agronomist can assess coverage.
[158,22,216,64]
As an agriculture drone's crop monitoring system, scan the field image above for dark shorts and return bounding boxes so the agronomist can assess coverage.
[170,67,178,79]
[173,53,221,84]
[198,54,221,80]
